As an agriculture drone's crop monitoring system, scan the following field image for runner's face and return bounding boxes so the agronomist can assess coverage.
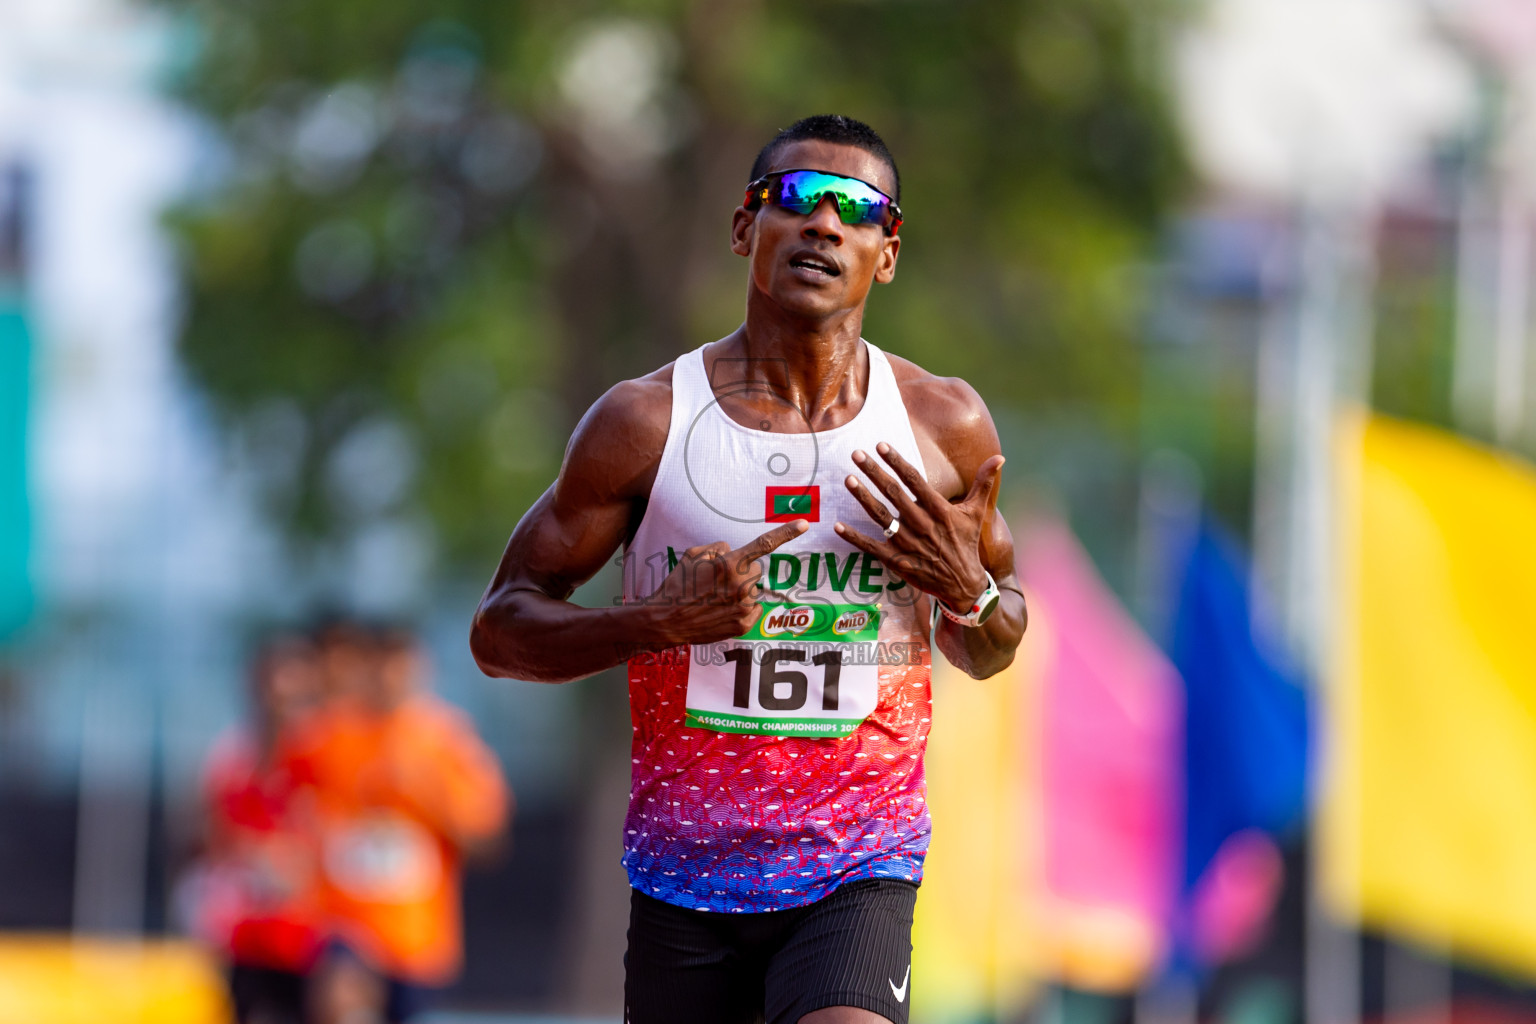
[256,645,320,731]
[371,644,423,710]
[732,140,900,320]
[320,636,372,703]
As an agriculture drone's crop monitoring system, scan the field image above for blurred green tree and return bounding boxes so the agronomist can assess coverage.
[160,0,1187,575]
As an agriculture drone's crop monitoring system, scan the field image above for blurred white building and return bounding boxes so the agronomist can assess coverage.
[0,0,256,931]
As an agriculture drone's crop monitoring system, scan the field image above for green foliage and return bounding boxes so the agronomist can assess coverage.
[161,0,1188,573]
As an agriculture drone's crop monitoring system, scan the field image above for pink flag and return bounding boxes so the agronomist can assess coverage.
[1021,518,1183,990]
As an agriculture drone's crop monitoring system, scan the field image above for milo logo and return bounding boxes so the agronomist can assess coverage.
[760,605,816,637]
[833,609,872,635]
[741,602,880,643]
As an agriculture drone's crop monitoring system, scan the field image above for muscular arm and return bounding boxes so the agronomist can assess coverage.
[841,365,1026,680]
[470,372,807,683]
[932,485,1026,679]
[469,377,674,682]
[926,384,1026,678]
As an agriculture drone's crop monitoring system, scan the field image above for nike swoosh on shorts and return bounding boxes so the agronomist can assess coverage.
[889,964,910,1003]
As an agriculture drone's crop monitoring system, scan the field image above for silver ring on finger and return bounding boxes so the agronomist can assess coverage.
[883,516,900,540]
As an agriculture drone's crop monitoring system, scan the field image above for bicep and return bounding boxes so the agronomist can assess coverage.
[487,477,632,602]
[485,382,663,601]
[980,504,1020,590]
[941,383,1017,586]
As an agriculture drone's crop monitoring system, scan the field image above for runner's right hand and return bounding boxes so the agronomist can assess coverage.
[646,519,808,645]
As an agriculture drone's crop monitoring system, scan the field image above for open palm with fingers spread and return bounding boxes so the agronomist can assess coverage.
[834,442,1004,612]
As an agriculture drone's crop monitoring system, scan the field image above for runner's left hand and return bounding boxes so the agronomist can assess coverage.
[834,443,1004,612]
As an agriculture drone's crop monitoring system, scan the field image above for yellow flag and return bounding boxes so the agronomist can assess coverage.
[0,935,230,1024]
[1324,412,1536,975]
[912,639,1043,1022]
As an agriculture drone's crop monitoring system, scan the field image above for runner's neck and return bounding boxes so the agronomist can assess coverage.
[709,325,871,433]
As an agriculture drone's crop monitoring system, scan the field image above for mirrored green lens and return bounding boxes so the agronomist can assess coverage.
[774,171,891,226]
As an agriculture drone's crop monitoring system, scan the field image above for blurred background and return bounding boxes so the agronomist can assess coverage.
[3,0,1536,1021]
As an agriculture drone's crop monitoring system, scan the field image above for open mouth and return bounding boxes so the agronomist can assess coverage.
[788,253,841,278]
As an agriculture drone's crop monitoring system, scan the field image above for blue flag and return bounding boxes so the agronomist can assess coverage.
[1169,522,1310,963]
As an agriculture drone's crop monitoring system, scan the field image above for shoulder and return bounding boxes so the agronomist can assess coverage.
[885,352,997,448]
[558,362,677,503]
[571,364,675,443]
[398,695,498,758]
[882,351,999,498]
[403,693,470,734]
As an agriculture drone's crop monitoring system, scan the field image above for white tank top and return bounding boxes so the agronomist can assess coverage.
[625,340,932,696]
[618,340,936,912]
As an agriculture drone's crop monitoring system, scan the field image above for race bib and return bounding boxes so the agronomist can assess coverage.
[323,812,442,903]
[685,602,880,738]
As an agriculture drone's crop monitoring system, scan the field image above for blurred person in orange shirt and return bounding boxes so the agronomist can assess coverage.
[196,632,326,1024]
[287,622,511,1024]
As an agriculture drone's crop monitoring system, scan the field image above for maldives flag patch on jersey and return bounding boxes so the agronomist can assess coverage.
[764,486,819,522]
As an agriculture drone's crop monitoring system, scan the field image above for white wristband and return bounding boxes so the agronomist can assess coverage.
[939,571,1001,628]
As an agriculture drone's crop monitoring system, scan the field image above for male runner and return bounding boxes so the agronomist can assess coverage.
[197,634,323,1024]
[291,622,509,1024]
[471,114,1026,1024]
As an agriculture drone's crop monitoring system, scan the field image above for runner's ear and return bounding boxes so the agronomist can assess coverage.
[873,232,900,284]
[731,207,756,257]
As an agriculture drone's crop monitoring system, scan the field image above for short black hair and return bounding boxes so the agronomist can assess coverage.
[749,115,901,203]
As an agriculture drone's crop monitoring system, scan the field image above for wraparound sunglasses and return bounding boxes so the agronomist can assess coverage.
[744,169,903,236]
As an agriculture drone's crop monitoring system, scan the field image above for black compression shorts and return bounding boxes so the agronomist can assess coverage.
[624,877,917,1024]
